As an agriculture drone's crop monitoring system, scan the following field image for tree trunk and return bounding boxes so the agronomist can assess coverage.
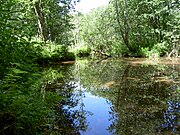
[115,0,135,52]
[34,0,48,41]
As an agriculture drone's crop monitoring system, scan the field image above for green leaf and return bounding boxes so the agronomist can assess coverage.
[12,68,28,74]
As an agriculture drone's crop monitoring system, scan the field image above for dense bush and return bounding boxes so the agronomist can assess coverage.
[72,46,91,57]
[0,61,64,134]
[0,0,77,134]
[36,42,75,64]
[140,42,168,58]
[0,37,75,134]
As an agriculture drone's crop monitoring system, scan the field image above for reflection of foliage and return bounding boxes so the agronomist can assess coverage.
[158,86,180,134]
[45,80,90,134]
[63,59,180,135]
[54,108,88,135]
[159,101,180,133]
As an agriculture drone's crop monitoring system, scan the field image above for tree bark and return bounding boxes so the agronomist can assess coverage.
[115,0,135,52]
[34,0,48,41]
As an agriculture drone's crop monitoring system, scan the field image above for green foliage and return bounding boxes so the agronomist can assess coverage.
[73,5,125,57]
[71,46,91,57]
[141,42,168,58]
[36,42,75,64]
[0,0,179,133]
[0,63,64,134]
[22,0,78,43]
[74,0,179,57]
[0,0,77,134]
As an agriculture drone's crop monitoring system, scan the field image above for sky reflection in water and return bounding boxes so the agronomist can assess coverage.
[80,92,111,135]
[58,58,180,135]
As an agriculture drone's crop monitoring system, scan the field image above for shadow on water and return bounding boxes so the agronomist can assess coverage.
[46,58,180,135]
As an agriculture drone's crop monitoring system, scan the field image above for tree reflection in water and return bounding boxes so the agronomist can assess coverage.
[47,58,180,135]
[104,62,179,135]
[46,80,91,134]
[158,101,180,134]
[75,59,179,135]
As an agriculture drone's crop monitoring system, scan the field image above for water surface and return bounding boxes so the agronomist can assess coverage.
[47,58,180,135]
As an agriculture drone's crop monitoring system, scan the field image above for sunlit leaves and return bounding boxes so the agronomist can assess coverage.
[76,0,179,57]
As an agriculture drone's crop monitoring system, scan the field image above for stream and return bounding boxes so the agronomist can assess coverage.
[45,58,180,135]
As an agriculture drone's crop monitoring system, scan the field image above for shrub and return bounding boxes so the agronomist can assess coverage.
[36,42,75,64]
[73,46,91,57]
[141,42,168,58]
[0,65,63,135]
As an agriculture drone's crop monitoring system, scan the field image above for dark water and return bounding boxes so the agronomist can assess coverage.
[46,58,180,135]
